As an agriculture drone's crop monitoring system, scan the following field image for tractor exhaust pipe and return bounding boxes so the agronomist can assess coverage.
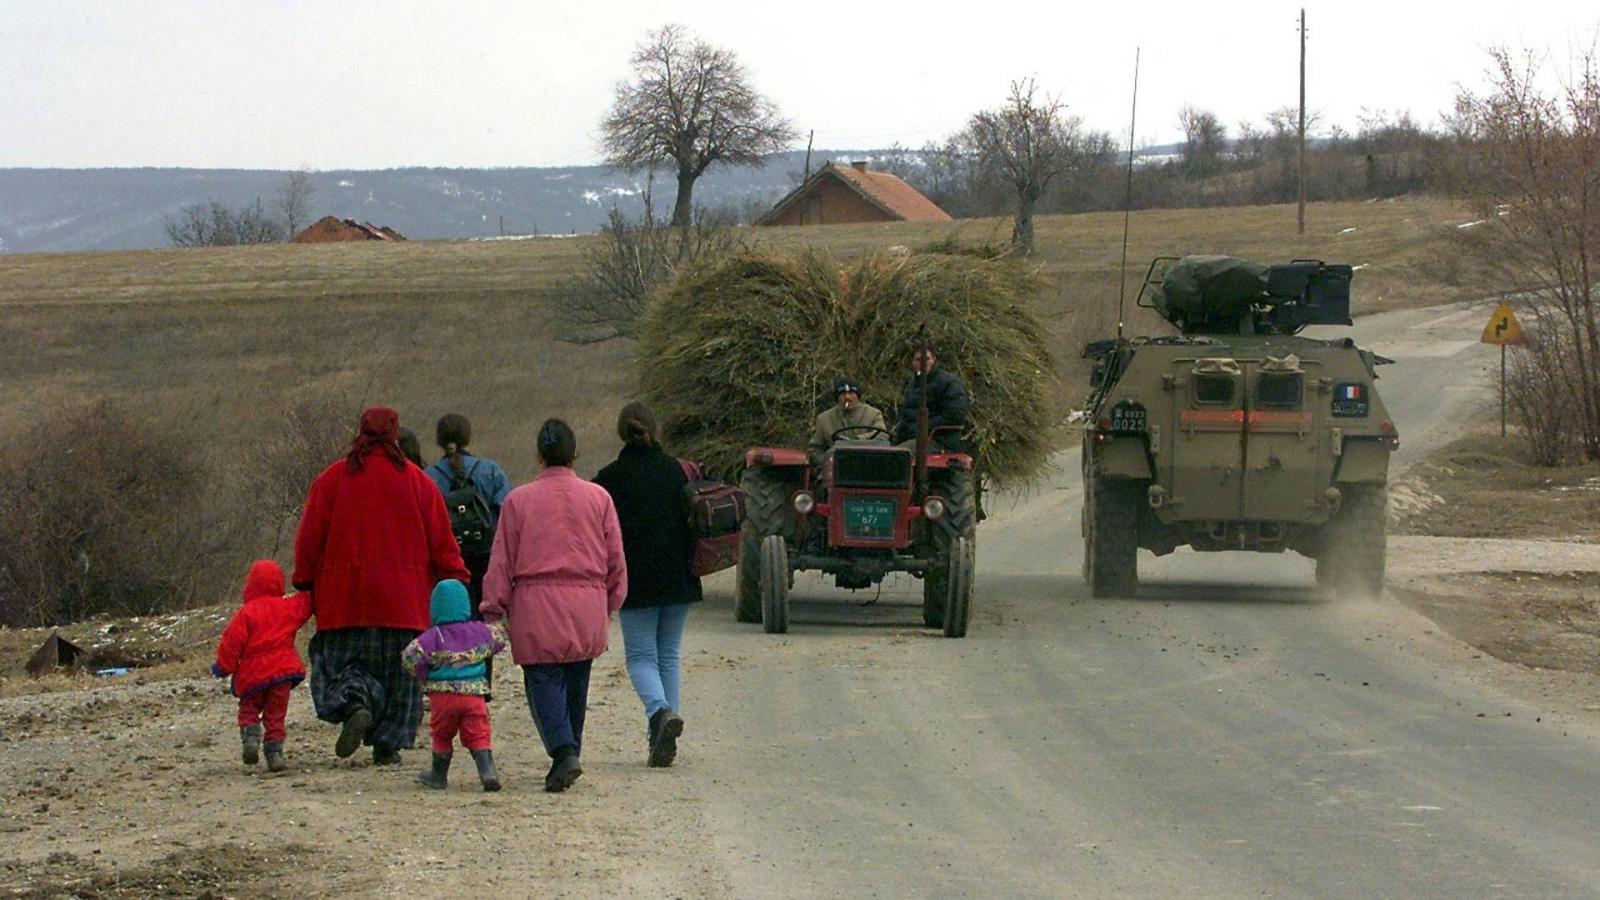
[914,327,931,504]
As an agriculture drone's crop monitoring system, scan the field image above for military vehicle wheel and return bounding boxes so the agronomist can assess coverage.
[737,468,788,623]
[759,535,790,634]
[941,536,975,638]
[923,470,977,627]
[1085,478,1140,597]
[1319,485,1387,596]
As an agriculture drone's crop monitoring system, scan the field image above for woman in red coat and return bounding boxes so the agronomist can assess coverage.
[293,406,469,765]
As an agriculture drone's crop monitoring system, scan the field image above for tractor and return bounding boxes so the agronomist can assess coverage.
[734,419,978,638]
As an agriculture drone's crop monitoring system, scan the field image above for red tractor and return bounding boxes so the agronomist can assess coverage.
[734,423,978,638]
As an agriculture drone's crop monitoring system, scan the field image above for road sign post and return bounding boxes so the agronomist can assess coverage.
[1480,301,1528,438]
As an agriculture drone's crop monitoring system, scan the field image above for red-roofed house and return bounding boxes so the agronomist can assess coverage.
[291,216,407,243]
[756,161,952,226]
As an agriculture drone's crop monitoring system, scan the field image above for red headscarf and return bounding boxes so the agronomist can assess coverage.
[346,406,407,472]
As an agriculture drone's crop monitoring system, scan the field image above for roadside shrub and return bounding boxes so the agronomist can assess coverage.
[1503,328,1581,467]
[0,401,240,627]
[242,394,359,557]
[555,205,747,344]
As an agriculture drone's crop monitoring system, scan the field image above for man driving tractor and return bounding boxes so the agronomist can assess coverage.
[808,376,888,464]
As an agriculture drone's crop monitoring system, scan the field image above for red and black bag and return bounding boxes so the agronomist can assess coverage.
[678,460,744,577]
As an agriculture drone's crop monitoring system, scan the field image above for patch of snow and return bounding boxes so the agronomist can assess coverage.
[1457,219,1486,229]
[1338,227,1357,235]
[470,233,581,242]
[545,173,572,181]
[581,190,601,204]
[1352,263,1370,271]
[337,179,354,187]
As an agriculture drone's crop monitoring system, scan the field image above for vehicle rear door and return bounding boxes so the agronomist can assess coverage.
[1241,356,1328,521]
[1168,357,1245,520]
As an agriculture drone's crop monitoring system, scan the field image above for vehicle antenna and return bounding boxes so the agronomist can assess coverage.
[1116,47,1141,342]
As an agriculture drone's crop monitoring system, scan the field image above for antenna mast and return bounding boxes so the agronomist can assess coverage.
[1116,47,1141,341]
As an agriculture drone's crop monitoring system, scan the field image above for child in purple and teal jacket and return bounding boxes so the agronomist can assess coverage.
[401,579,507,791]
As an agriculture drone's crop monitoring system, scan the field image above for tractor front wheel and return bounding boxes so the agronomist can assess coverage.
[759,534,790,634]
[941,536,975,638]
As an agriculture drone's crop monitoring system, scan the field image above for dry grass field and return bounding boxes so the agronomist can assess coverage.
[0,197,1490,493]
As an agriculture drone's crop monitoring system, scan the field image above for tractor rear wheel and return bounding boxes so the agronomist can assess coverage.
[737,467,788,623]
[759,534,790,634]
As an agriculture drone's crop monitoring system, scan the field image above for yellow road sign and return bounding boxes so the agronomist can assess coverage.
[1481,302,1527,345]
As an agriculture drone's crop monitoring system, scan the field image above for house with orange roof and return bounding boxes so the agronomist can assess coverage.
[756,160,952,226]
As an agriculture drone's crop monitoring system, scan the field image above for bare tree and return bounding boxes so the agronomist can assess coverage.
[1453,45,1600,460]
[601,24,796,229]
[1178,105,1228,179]
[164,198,285,247]
[276,170,316,238]
[964,79,1090,254]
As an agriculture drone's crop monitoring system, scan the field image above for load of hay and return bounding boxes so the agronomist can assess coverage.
[637,248,1053,487]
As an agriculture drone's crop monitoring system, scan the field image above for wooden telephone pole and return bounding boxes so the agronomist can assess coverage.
[1297,8,1307,235]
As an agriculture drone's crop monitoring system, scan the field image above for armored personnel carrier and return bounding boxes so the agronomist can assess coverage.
[1081,256,1396,596]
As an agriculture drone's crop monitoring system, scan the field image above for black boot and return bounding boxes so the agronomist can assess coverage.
[373,746,403,766]
[240,725,262,766]
[544,746,582,793]
[471,749,501,792]
[335,707,371,759]
[417,752,450,789]
[264,741,287,773]
[648,708,684,768]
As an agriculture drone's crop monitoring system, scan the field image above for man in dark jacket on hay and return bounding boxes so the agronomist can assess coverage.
[894,345,970,452]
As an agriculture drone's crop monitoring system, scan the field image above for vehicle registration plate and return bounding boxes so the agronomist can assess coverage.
[842,497,897,540]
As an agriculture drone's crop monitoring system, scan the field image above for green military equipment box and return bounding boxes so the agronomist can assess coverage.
[1080,256,1393,597]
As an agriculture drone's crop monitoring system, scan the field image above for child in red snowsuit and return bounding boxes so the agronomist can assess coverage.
[214,560,313,772]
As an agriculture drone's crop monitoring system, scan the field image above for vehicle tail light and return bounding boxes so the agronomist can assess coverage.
[1380,421,1399,450]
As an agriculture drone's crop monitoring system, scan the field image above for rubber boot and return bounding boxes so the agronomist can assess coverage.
[240,725,262,766]
[471,749,501,792]
[417,752,451,789]
[264,741,287,772]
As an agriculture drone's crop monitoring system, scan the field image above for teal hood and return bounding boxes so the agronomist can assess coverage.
[430,579,471,625]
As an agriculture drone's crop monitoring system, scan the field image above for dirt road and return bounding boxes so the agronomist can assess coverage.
[5,301,1600,898]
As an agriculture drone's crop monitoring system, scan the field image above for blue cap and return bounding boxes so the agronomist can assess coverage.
[430,579,471,625]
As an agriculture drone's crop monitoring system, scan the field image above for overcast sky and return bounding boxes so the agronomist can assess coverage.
[2,1,1596,170]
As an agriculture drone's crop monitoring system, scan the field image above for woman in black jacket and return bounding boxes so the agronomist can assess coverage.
[593,401,702,767]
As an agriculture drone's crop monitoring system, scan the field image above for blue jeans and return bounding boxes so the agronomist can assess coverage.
[619,603,690,726]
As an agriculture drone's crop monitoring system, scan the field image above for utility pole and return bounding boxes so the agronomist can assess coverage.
[803,129,815,181]
[1297,7,1307,235]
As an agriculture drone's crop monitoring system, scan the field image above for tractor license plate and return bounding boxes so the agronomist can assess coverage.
[842,497,897,540]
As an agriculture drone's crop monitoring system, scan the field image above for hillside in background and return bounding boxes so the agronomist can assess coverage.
[0,150,886,253]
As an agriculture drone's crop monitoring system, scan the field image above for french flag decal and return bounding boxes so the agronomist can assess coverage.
[1337,384,1365,401]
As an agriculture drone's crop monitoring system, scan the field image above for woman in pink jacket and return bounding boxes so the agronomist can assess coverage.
[481,419,627,792]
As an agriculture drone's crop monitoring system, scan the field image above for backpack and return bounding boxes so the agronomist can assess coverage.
[677,460,745,577]
[443,459,496,559]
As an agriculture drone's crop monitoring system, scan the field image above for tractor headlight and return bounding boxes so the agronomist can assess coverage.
[923,496,946,521]
[793,492,816,515]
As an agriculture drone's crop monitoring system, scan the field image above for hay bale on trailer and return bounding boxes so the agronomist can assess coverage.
[637,248,1054,487]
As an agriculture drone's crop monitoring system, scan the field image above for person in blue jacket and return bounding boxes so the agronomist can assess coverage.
[424,413,513,695]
